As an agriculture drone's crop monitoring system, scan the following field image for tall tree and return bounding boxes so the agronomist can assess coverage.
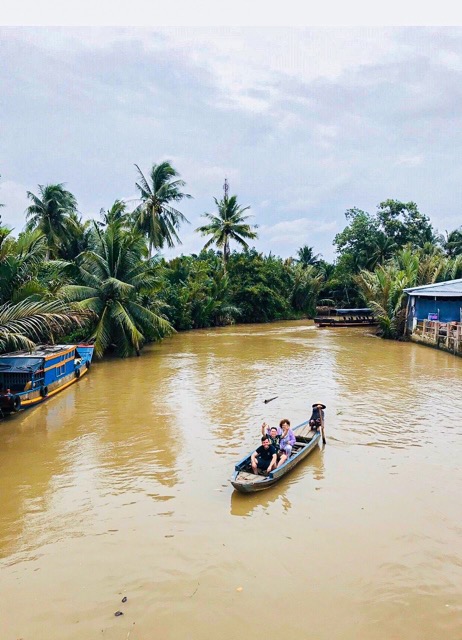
[60,220,173,358]
[376,199,436,249]
[196,194,258,272]
[134,161,191,257]
[25,183,79,259]
[333,208,382,272]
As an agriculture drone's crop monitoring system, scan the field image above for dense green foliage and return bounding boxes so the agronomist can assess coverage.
[59,221,173,358]
[1,163,460,356]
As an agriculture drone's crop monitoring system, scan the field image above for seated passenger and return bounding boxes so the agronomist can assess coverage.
[277,418,296,468]
[261,421,282,438]
[251,436,278,475]
[262,424,281,452]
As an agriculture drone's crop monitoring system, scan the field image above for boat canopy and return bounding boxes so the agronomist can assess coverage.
[335,308,373,315]
[0,357,43,373]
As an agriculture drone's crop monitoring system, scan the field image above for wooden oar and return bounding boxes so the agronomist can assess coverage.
[317,404,326,444]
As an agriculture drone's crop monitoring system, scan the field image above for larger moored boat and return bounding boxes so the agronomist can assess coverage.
[0,344,94,416]
[314,308,377,327]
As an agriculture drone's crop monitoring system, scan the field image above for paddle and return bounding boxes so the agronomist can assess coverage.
[264,396,278,404]
[317,403,326,444]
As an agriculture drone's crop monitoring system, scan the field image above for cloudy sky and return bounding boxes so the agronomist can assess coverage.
[1,24,462,261]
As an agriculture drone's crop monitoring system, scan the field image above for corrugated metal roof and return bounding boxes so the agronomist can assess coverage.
[404,278,462,297]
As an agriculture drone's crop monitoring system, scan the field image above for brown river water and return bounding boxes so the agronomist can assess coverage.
[0,320,461,640]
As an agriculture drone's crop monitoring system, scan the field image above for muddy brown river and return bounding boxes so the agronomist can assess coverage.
[0,320,461,639]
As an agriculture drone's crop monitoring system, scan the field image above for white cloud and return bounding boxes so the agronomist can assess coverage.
[395,154,424,167]
[2,26,462,264]
[260,217,337,244]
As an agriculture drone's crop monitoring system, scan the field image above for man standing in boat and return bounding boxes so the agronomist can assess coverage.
[309,403,326,430]
[251,435,278,475]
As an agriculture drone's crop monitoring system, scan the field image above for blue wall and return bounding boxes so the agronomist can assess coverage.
[413,297,462,322]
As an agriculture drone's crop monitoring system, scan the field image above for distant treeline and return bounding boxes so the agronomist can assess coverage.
[0,164,461,357]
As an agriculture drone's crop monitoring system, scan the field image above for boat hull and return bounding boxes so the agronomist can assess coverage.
[315,318,377,327]
[230,421,321,493]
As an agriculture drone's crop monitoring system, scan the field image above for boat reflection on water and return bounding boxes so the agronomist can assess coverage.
[230,487,292,517]
[310,445,325,482]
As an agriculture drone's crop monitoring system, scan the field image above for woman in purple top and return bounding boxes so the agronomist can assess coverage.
[277,418,296,468]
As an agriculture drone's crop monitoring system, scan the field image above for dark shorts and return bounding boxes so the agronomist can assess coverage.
[257,456,272,470]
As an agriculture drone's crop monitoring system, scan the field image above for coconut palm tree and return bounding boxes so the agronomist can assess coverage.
[99,200,129,228]
[356,249,420,338]
[0,228,49,304]
[60,220,173,358]
[134,162,191,257]
[444,227,462,257]
[196,194,258,272]
[296,245,321,267]
[290,264,324,315]
[0,298,85,353]
[25,183,79,259]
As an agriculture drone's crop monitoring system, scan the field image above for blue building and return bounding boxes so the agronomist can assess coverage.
[404,279,462,329]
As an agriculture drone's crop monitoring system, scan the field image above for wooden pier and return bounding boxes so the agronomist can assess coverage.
[410,320,462,356]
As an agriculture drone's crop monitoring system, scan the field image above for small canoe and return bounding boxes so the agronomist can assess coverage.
[230,417,322,493]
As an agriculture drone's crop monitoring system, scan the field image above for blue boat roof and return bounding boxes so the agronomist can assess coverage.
[0,357,43,372]
[0,344,73,359]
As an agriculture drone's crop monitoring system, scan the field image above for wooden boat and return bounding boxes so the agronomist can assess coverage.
[0,343,94,416]
[314,307,377,327]
[230,416,323,493]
